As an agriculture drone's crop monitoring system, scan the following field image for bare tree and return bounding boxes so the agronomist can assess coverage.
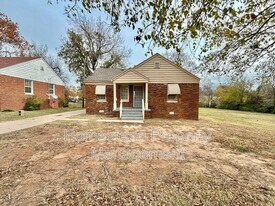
[163,48,197,73]
[200,79,215,108]
[258,55,275,107]
[58,16,131,84]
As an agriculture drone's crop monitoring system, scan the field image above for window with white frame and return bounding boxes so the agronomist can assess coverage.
[167,84,181,102]
[24,79,33,94]
[48,84,55,94]
[97,95,106,100]
[95,85,106,101]
[120,85,129,101]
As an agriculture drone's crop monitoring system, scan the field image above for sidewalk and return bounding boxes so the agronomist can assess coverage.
[0,109,86,135]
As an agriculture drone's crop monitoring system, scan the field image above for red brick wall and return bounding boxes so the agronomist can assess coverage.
[0,74,65,111]
[85,83,199,120]
[148,83,199,120]
[117,85,133,108]
[85,84,114,114]
[85,84,135,115]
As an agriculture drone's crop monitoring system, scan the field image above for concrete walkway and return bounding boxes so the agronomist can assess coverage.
[0,109,86,135]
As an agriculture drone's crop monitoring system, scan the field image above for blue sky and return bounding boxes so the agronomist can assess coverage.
[0,0,156,84]
[0,0,151,64]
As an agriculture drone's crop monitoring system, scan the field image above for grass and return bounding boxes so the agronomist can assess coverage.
[200,108,275,131]
[235,145,250,153]
[199,108,275,157]
[0,102,83,122]
[0,107,275,205]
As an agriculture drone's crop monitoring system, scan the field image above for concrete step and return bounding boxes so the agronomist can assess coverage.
[122,112,142,115]
[123,109,142,112]
[121,108,143,121]
[122,115,143,118]
[121,116,143,120]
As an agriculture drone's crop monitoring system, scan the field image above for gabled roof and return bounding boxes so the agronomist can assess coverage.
[0,57,40,69]
[133,53,200,80]
[112,68,149,83]
[0,57,65,86]
[85,68,125,83]
[84,53,200,84]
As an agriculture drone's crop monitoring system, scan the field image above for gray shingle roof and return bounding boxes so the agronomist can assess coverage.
[85,68,125,83]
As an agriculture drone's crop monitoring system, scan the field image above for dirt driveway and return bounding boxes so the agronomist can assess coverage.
[0,111,274,205]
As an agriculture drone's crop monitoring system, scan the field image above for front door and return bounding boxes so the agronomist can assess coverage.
[133,86,143,108]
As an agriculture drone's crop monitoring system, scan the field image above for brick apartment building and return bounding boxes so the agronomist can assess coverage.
[85,53,200,120]
[0,57,65,111]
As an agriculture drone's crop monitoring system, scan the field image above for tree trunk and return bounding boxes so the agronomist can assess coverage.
[82,83,85,108]
[82,97,85,108]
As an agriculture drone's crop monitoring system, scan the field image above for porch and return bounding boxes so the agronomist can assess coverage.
[112,69,150,121]
[113,83,150,121]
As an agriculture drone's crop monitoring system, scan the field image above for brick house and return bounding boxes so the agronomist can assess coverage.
[85,53,200,120]
[0,57,65,111]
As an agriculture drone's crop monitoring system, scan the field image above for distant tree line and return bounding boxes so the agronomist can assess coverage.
[200,71,275,114]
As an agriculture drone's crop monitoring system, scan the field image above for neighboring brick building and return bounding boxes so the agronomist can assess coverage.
[85,53,200,121]
[0,57,65,111]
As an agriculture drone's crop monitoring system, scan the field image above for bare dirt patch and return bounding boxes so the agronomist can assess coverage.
[0,113,274,205]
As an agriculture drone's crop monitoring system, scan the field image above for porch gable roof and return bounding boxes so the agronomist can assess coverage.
[112,68,149,83]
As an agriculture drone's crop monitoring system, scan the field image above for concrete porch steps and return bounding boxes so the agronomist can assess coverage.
[121,108,143,121]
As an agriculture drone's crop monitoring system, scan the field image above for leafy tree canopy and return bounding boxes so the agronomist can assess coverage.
[51,0,274,75]
[0,13,29,56]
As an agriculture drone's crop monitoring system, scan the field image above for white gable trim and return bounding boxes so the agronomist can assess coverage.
[112,69,149,83]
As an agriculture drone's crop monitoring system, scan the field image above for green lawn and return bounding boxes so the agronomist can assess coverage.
[200,108,275,131]
[0,103,83,122]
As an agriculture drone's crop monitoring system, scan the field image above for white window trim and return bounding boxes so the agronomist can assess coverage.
[167,94,178,103]
[97,95,106,102]
[120,85,129,102]
[24,79,34,95]
[47,84,55,95]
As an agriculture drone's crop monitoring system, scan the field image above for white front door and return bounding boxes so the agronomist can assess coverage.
[133,86,143,108]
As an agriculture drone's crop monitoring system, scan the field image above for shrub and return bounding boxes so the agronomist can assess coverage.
[62,98,69,107]
[217,102,239,110]
[2,109,14,112]
[24,96,43,111]
[198,102,205,107]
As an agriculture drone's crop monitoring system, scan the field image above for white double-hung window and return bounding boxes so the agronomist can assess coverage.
[25,79,33,94]
[95,85,106,101]
[120,85,129,101]
[48,84,55,94]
